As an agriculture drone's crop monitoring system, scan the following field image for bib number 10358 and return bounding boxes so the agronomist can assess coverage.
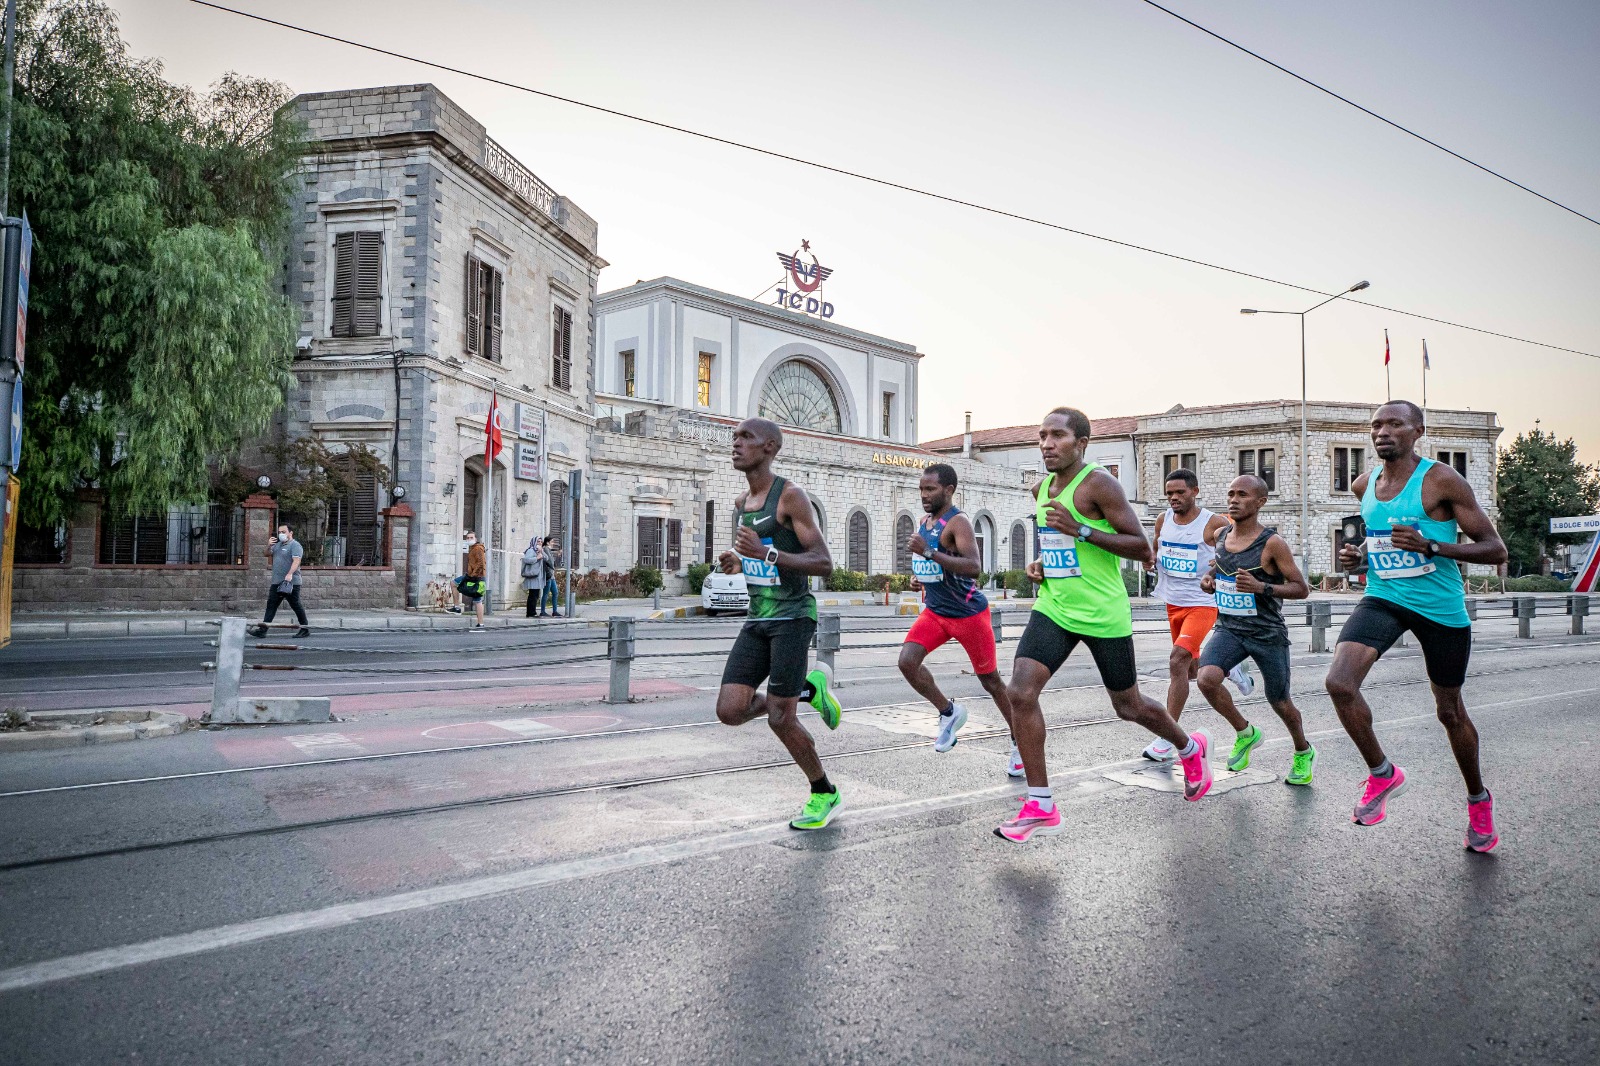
[1365,529,1436,581]
[1214,576,1256,616]
[1037,528,1081,579]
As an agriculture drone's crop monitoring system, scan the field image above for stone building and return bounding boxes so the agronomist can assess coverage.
[589,279,1036,586]
[928,400,1503,575]
[281,84,605,604]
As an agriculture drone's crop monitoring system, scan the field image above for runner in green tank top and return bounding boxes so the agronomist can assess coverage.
[997,407,1218,844]
[715,418,848,831]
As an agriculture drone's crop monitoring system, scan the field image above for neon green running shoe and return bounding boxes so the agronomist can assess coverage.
[790,789,842,830]
[1285,745,1317,786]
[806,664,842,730]
[1226,724,1264,772]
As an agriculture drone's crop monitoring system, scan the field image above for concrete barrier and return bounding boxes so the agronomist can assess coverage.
[216,697,333,725]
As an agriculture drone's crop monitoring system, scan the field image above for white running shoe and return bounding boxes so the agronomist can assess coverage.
[1007,744,1026,778]
[934,700,968,753]
[1228,663,1255,697]
[1142,739,1176,761]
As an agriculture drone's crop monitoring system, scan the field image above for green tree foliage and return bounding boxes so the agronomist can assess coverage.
[1495,428,1600,575]
[12,0,301,525]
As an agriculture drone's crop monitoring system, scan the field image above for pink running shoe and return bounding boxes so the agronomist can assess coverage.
[1465,791,1499,853]
[1351,765,1408,826]
[994,799,1063,843]
[1180,730,1212,802]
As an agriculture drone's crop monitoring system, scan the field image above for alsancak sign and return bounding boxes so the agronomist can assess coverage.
[775,240,836,318]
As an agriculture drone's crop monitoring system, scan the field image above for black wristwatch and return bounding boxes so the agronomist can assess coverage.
[1424,541,1440,558]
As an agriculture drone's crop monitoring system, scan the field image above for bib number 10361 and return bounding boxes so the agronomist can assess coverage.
[1037,528,1081,579]
[1365,529,1436,581]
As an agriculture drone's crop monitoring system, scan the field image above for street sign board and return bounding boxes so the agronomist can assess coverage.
[2,213,33,377]
[1,376,19,471]
[0,475,17,649]
[1549,515,1600,534]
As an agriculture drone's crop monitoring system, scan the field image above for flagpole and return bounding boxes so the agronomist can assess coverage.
[484,387,496,615]
[1422,339,1428,412]
[1384,329,1391,401]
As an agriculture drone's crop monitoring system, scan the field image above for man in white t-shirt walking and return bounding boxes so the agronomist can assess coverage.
[1143,468,1251,761]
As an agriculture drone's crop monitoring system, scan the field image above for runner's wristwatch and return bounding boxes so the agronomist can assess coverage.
[1076,524,1094,541]
[1424,541,1440,558]
[764,546,780,565]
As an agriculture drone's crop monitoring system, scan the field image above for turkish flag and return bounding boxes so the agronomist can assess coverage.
[485,390,503,467]
[1384,329,1391,366]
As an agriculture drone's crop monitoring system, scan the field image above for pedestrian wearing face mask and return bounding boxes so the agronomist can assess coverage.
[249,522,309,638]
[456,530,489,630]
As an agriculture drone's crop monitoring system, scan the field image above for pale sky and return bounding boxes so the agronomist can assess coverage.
[114,0,1600,460]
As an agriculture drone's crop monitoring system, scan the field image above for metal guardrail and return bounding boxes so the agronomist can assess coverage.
[203,594,1594,712]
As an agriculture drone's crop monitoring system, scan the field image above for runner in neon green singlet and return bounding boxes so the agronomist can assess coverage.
[1032,462,1132,638]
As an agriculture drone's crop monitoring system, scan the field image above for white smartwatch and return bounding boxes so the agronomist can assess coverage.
[764,546,780,565]
[1077,524,1094,541]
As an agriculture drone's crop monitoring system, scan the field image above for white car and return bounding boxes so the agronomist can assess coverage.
[701,571,750,616]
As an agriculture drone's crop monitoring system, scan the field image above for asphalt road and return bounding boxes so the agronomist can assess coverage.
[0,614,1596,1064]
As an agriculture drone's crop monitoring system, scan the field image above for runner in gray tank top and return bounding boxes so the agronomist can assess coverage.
[1196,475,1317,783]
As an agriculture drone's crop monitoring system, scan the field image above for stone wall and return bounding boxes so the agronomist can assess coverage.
[12,495,413,614]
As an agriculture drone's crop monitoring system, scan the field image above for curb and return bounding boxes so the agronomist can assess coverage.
[0,709,191,753]
[649,605,707,620]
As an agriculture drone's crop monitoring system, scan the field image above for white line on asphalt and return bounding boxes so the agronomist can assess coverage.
[3,684,1594,995]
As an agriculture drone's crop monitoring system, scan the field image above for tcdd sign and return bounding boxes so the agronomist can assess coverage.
[774,240,836,319]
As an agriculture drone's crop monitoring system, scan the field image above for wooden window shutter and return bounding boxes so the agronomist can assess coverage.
[352,232,382,336]
[332,232,355,337]
[464,255,481,358]
[489,267,504,363]
[637,516,659,568]
[703,501,715,563]
[552,307,572,390]
[666,519,682,570]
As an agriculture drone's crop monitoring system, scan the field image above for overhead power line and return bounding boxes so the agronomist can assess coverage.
[186,1,1598,361]
[1133,0,1600,228]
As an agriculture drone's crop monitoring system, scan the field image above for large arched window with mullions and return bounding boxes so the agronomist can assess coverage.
[757,360,842,435]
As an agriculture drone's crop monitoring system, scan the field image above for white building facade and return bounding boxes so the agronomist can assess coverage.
[589,280,1036,585]
[281,85,605,604]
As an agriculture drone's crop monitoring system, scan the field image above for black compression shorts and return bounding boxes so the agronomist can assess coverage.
[1014,612,1139,692]
[721,617,817,698]
[1337,597,1472,688]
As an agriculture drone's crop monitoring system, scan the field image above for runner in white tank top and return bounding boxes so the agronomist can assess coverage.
[1143,469,1252,761]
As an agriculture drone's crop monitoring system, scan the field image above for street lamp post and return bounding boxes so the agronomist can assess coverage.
[1240,280,1370,571]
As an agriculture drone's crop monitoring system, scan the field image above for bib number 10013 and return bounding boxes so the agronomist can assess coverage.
[1037,527,1081,579]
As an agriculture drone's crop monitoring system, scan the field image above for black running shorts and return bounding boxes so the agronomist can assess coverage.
[1337,597,1472,688]
[1200,627,1292,703]
[1015,612,1139,692]
[721,617,817,698]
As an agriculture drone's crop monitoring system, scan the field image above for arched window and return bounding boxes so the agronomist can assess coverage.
[758,360,842,434]
[1010,521,1028,571]
[894,514,914,573]
[848,511,870,573]
[974,515,993,574]
[548,480,580,566]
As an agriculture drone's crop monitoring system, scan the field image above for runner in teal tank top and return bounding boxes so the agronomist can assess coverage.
[1326,401,1509,852]
[997,407,1218,845]
[714,419,846,831]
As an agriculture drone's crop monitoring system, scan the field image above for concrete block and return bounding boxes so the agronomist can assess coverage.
[66,620,129,638]
[219,697,333,725]
[128,620,187,636]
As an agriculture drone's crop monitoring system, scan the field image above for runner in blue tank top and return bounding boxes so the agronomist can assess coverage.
[897,464,1017,766]
[1327,401,1508,852]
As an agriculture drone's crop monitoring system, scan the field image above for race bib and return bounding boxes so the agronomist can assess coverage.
[1214,576,1257,616]
[1038,527,1081,579]
[1366,529,1436,581]
[910,554,944,583]
[740,538,780,587]
[1157,540,1199,576]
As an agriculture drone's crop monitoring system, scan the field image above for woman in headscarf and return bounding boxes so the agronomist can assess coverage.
[521,534,545,617]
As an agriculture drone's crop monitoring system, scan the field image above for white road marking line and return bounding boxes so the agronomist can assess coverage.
[491,719,558,737]
[3,683,1594,994]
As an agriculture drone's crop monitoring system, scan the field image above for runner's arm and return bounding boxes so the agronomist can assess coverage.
[1204,513,1230,546]
[776,483,834,577]
[933,513,982,578]
[1082,472,1155,566]
[1422,465,1507,566]
[1262,534,1309,600]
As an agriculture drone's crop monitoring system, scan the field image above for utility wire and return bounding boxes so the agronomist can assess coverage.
[186,1,1598,360]
[1133,0,1600,228]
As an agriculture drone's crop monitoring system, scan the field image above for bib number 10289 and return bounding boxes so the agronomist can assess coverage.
[1365,529,1436,581]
